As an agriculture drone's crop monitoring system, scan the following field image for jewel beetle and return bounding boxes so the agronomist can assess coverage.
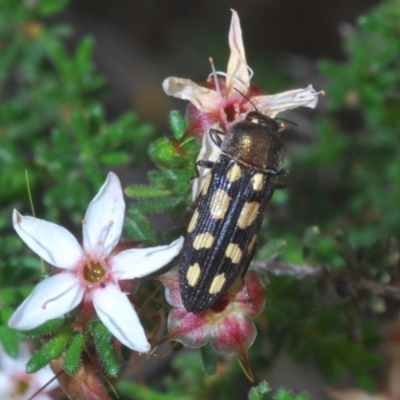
[179,110,287,313]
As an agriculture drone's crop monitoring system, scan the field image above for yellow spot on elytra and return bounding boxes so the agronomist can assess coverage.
[209,273,226,294]
[251,173,264,191]
[226,164,241,183]
[193,232,215,250]
[225,243,242,264]
[187,209,199,233]
[187,263,201,287]
[210,189,231,219]
[238,202,260,229]
[202,173,212,196]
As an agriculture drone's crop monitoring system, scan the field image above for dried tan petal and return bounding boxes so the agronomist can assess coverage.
[251,85,320,118]
[162,77,220,113]
[226,9,250,95]
[191,125,223,200]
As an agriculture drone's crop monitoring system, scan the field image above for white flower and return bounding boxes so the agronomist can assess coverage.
[8,172,184,353]
[163,10,322,200]
[0,342,58,400]
[163,9,320,126]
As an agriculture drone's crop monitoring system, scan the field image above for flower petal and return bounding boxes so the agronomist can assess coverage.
[226,9,250,95]
[157,266,183,308]
[92,283,150,352]
[191,128,223,200]
[232,270,267,315]
[251,85,321,118]
[13,210,83,270]
[0,375,13,400]
[83,172,125,256]
[210,314,256,356]
[8,273,85,330]
[162,77,220,113]
[166,308,209,348]
[112,237,184,279]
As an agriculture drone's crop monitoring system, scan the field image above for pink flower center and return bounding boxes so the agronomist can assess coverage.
[11,373,33,396]
[207,78,250,124]
[77,248,112,288]
[221,96,249,123]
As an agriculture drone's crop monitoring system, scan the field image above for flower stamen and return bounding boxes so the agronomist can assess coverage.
[208,57,223,100]
[233,102,240,119]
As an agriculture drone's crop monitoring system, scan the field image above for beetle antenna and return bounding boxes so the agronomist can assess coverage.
[233,87,258,112]
[275,117,298,126]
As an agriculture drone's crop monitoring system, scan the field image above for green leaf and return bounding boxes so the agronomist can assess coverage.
[149,138,187,168]
[20,318,64,337]
[117,381,176,400]
[126,210,157,243]
[129,197,181,215]
[64,331,84,375]
[171,198,189,220]
[37,0,70,17]
[169,110,187,140]
[125,185,172,199]
[275,388,310,400]
[200,343,217,376]
[100,151,130,165]
[0,326,20,358]
[26,327,71,373]
[257,239,287,261]
[248,381,271,400]
[90,321,120,378]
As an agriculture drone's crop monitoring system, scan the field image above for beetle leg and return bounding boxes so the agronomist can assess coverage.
[274,180,286,190]
[188,160,215,184]
[277,168,290,176]
[188,129,222,184]
[209,129,223,148]
[274,168,290,189]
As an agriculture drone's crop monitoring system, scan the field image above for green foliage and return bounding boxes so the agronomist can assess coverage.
[257,239,287,261]
[20,318,64,336]
[200,342,218,376]
[89,321,120,378]
[248,384,310,400]
[169,110,188,140]
[125,110,196,242]
[26,326,71,373]
[64,331,84,375]
[296,0,400,244]
[264,275,382,390]
[248,381,271,400]
[117,382,178,400]
[274,388,310,400]
[0,0,153,363]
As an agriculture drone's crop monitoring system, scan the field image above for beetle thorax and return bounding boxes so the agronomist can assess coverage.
[220,118,285,172]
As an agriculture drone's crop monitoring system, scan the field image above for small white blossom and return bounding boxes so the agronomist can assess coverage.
[163,10,320,124]
[8,172,184,353]
[0,342,58,400]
